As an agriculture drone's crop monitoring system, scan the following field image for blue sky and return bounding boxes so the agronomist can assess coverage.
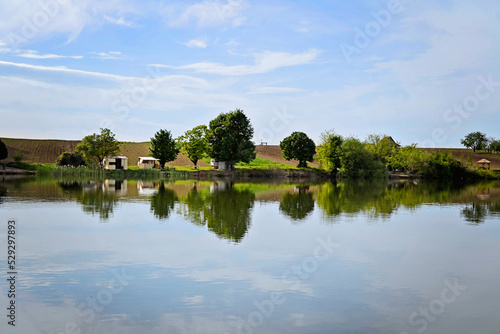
[0,0,499,147]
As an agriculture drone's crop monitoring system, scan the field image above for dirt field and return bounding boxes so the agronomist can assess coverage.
[2,138,495,170]
[425,148,500,170]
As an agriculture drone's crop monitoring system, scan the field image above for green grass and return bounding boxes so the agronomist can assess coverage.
[235,157,298,170]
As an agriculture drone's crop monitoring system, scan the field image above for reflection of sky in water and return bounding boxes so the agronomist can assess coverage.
[0,181,500,333]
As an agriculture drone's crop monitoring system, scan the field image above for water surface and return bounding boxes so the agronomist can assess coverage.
[0,177,499,334]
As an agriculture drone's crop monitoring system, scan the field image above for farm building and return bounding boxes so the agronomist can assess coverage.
[138,157,160,169]
[477,159,491,170]
[103,156,128,170]
[210,159,232,170]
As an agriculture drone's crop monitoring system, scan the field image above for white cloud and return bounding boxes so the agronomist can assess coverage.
[89,51,128,60]
[16,50,83,59]
[166,0,247,27]
[247,86,302,94]
[103,14,137,27]
[150,49,320,76]
[184,39,208,48]
[0,0,139,46]
[0,60,131,81]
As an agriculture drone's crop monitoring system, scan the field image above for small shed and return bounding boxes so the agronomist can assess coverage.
[138,157,160,169]
[103,156,128,170]
[477,159,491,170]
[210,159,232,171]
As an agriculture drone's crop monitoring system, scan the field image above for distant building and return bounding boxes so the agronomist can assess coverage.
[382,136,401,148]
[103,156,128,170]
[138,157,160,169]
[210,159,232,171]
[477,159,491,170]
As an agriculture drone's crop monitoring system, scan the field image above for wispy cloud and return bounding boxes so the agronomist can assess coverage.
[0,60,130,81]
[247,86,302,94]
[103,15,137,27]
[166,0,247,27]
[16,51,83,59]
[89,51,129,60]
[150,49,320,76]
[183,39,208,48]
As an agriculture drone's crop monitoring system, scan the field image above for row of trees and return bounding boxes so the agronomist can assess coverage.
[461,131,500,153]
[150,109,256,168]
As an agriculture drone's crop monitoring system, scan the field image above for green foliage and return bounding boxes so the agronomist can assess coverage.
[487,138,500,153]
[207,109,256,165]
[177,125,208,167]
[13,150,25,163]
[386,144,425,173]
[150,129,180,168]
[317,129,343,175]
[419,151,470,180]
[56,152,85,167]
[364,134,399,165]
[461,131,488,152]
[339,137,385,179]
[0,139,7,161]
[280,131,316,168]
[75,128,119,163]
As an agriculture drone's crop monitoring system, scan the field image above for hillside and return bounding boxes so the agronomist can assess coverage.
[1,138,498,170]
[0,138,309,167]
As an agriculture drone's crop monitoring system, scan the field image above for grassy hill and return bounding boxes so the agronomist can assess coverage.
[0,138,315,168]
[1,137,498,170]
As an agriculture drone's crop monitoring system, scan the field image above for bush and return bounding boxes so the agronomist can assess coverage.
[419,151,469,180]
[56,152,86,167]
[13,151,24,163]
[339,137,386,179]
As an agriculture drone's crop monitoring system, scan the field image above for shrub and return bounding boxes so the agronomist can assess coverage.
[13,151,24,163]
[56,152,86,167]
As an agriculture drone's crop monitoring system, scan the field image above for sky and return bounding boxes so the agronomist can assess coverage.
[0,0,499,147]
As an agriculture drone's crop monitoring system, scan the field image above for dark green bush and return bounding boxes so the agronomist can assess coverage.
[56,152,86,167]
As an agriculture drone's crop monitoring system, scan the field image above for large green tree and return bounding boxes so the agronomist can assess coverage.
[280,131,316,168]
[317,129,343,175]
[177,125,208,168]
[460,131,488,152]
[0,139,7,168]
[150,129,179,168]
[207,109,256,166]
[75,128,119,163]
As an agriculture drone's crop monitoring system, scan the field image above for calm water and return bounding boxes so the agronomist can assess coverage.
[1,177,500,334]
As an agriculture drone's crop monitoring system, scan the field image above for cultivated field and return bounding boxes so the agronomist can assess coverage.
[1,138,498,170]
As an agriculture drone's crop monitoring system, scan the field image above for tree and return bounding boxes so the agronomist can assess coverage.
[75,128,120,163]
[207,109,256,166]
[364,134,399,164]
[339,137,385,178]
[460,132,487,152]
[317,129,343,176]
[0,139,7,169]
[56,152,85,167]
[13,151,24,163]
[150,129,179,168]
[0,139,7,161]
[489,139,500,153]
[177,125,208,168]
[280,131,316,168]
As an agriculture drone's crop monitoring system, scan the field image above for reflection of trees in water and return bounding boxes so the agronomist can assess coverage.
[279,186,314,222]
[179,182,255,242]
[0,185,6,204]
[316,180,500,222]
[461,201,500,224]
[150,181,178,220]
[60,181,119,220]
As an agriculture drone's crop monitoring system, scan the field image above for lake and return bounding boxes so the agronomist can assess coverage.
[0,177,499,334]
